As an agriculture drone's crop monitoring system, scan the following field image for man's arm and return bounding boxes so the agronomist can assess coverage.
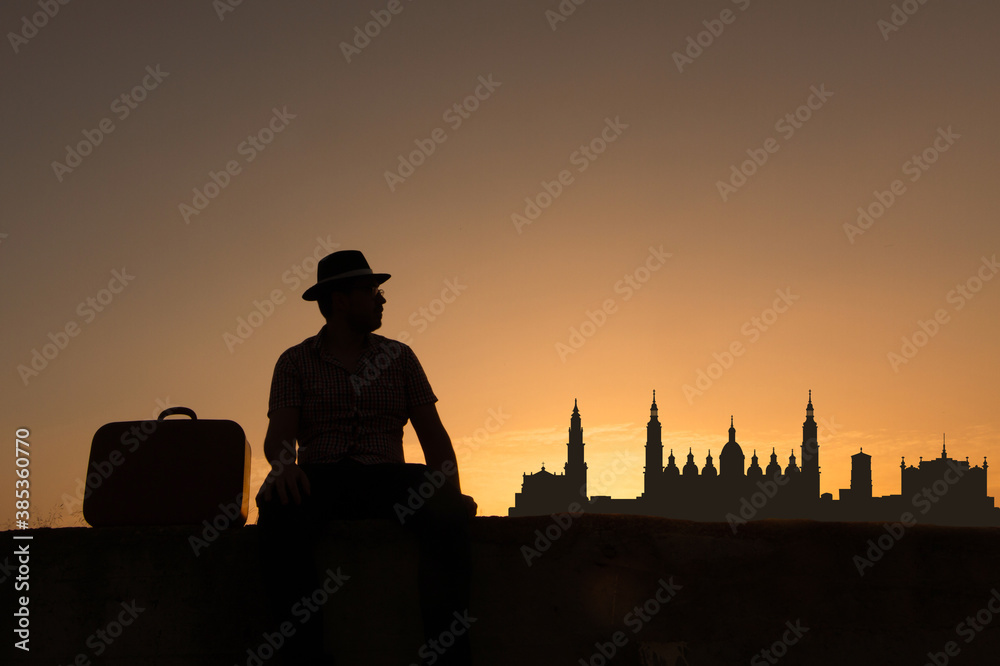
[410,402,464,494]
[256,406,311,505]
[411,403,476,516]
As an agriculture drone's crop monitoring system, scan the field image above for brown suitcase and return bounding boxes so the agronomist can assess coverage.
[83,407,251,527]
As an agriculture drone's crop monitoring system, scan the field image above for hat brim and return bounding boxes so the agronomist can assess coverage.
[302,273,391,301]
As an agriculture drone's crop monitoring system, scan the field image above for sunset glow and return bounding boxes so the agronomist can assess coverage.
[3,0,999,527]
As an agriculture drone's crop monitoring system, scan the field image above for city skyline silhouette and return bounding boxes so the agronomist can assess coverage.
[5,2,1000,663]
[511,391,997,527]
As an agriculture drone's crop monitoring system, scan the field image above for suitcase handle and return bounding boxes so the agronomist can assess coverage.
[157,407,197,420]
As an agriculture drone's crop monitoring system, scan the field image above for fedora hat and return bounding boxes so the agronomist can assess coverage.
[302,250,391,301]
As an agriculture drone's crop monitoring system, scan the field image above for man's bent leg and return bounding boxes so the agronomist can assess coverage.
[384,464,474,666]
[256,466,341,665]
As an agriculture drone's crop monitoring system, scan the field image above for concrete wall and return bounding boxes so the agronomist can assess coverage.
[7,515,1000,665]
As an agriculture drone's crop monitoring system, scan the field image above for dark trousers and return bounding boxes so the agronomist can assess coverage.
[256,460,473,665]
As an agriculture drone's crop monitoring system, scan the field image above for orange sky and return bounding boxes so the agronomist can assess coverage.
[2,0,999,526]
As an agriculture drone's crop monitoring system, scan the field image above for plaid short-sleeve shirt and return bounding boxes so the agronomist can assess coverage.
[268,327,437,465]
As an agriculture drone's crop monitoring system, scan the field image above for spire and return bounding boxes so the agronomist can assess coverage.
[702,448,717,476]
[728,415,736,442]
[747,448,763,477]
[942,433,946,459]
[806,390,814,418]
[644,389,663,494]
[765,447,782,476]
[664,448,678,474]
[785,448,799,474]
[565,398,587,493]
[683,447,699,476]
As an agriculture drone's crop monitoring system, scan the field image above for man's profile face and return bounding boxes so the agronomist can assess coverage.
[338,279,385,332]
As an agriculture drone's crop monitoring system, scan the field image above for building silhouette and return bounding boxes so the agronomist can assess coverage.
[508,392,998,526]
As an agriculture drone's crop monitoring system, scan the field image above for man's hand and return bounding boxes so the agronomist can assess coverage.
[258,407,305,506]
[256,463,312,506]
[461,494,478,518]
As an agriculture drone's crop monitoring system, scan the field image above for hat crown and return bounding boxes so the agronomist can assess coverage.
[302,250,390,301]
[317,250,373,281]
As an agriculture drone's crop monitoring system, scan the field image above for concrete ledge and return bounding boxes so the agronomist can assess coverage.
[8,516,1000,665]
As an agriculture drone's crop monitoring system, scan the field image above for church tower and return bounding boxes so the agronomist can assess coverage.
[644,391,663,497]
[800,390,820,499]
[765,448,782,477]
[565,399,588,498]
[720,416,745,478]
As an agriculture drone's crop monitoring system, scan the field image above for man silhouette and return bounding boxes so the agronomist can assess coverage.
[256,250,475,665]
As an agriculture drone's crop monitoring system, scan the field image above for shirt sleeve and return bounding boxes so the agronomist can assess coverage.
[268,350,302,415]
[402,346,437,409]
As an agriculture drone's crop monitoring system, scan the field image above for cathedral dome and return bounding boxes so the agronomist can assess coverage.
[720,416,745,477]
[721,440,743,457]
